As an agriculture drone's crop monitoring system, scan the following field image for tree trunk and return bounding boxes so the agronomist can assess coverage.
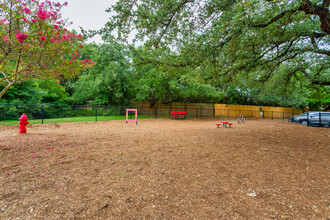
[299,0,330,34]
[0,81,16,99]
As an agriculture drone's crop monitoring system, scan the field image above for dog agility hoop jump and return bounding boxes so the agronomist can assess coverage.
[126,109,138,125]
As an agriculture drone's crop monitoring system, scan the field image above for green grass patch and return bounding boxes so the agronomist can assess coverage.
[0,115,152,126]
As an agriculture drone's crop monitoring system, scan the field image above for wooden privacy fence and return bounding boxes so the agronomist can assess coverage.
[131,102,214,118]
[214,104,303,119]
[132,102,303,119]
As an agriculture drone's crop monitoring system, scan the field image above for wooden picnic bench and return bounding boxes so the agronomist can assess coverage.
[171,111,189,119]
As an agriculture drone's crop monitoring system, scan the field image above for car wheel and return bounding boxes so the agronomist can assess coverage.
[300,120,308,126]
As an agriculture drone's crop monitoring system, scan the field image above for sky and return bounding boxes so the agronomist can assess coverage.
[57,0,117,44]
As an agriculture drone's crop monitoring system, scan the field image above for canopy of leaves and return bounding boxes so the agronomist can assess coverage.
[134,63,224,106]
[71,38,134,105]
[0,78,68,104]
[104,0,329,87]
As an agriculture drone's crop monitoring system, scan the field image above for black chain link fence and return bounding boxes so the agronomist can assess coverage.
[1,103,329,127]
[0,103,136,124]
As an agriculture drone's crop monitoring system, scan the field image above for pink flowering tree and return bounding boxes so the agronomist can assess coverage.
[0,0,95,99]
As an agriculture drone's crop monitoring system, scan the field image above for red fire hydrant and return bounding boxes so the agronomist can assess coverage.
[19,113,29,134]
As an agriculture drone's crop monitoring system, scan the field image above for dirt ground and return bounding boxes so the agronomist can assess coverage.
[0,118,329,219]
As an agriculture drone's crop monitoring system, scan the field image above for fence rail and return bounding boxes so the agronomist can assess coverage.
[1,103,327,127]
[0,103,136,124]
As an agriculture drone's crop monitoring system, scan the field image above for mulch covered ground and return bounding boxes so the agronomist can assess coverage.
[0,118,329,219]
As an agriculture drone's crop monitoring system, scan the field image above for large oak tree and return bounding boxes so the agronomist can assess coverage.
[103,0,329,87]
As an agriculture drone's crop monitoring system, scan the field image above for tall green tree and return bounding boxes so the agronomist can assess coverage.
[71,37,134,105]
[103,0,329,88]
[134,62,224,107]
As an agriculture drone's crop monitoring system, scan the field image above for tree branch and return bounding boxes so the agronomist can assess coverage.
[322,0,330,8]
[299,0,330,34]
[0,71,11,83]
[298,68,330,85]
[0,79,16,99]
[154,0,194,48]
[252,10,295,28]
[291,48,330,56]
[0,68,25,83]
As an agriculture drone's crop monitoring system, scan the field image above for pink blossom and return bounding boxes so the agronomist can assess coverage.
[53,25,59,30]
[31,19,38,23]
[3,36,9,44]
[37,10,49,20]
[16,33,28,43]
[40,36,46,41]
[24,8,31,14]
[21,17,28,22]
[63,2,68,6]
[50,38,55,42]
[69,60,73,64]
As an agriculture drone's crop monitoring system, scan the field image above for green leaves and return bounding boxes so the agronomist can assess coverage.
[103,0,329,91]
[71,39,134,105]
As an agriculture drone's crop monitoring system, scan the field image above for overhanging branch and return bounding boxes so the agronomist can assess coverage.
[299,0,330,34]
[252,10,295,28]
[298,68,330,85]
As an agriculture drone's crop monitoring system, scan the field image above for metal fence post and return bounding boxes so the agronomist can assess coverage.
[319,112,321,126]
[95,106,97,122]
[41,105,44,124]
